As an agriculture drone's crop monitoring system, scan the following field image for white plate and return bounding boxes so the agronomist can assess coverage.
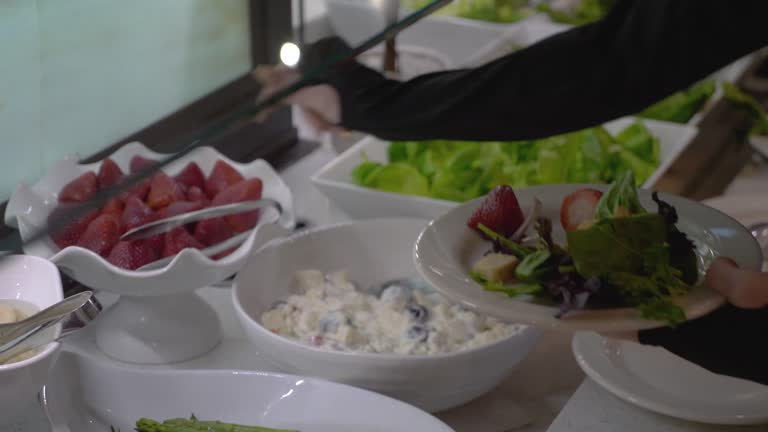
[43,351,455,432]
[311,117,697,220]
[705,194,768,270]
[413,185,763,332]
[572,331,768,425]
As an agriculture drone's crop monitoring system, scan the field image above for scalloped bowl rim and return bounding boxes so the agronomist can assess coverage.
[4,142,295,280]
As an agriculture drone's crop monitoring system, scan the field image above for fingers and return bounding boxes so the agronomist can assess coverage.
[705,257,768,309]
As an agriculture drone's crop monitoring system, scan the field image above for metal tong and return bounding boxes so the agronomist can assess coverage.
[120,199,283,271]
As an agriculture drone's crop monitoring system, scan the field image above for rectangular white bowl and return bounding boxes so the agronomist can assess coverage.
[311,117,698,220]
[326,0,507,67]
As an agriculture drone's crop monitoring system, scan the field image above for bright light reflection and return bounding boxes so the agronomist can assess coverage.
[280,42,301,67]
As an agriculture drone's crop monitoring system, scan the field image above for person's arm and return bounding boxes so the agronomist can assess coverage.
[318,0,768,141]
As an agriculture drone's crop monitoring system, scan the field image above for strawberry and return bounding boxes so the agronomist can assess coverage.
[194,217,235,246]
[205,160,244,198]
[129,155,158,174]
[467,185,525,238]
[186,186,210,205]
[560,189,604,232]
[117,178,151,202]
[121,196,157,231]
[157,201,204,220]
[58,172,98,203]
[107,240,160,270]
[175,162,206,191]
[75,214,121,257]
[212,246,238,260]
[162,227,204,258]
[101,198,124,219]
[49,206,100,249]
[211,178,263,232]
[147,172,186,209]
[97,158,124,189]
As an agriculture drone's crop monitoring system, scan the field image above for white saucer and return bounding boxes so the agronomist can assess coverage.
[572,331,768,425]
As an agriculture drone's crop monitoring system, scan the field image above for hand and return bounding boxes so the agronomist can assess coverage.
[705,257,768,309]
[252,65,342,132]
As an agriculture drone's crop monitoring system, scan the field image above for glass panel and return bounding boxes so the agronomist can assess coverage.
[4,0,451,250]
[0,0,251,200]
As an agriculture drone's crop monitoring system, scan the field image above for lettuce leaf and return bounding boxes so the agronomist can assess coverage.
[639,79,716,124]
[722,81,768,135]
[352,123,660,201]
[594,171,646,220]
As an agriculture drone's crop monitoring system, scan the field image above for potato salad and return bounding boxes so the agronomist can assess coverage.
[261,270,524,355]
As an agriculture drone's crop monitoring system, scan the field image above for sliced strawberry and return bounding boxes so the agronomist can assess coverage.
[147,172,186,209]
[205,160,244,199]
[129,155,158,174]
[560,189,604,232]
[97,159,124,189]
[175,162,206,191]
[162,227,205,258]
[58,172,98,203]
[121,196,157,231]
[49,206,100,249]
[211,178,263,232]
[75,214,121,257]
[101,198,124,219]
[157,201,204,220]
[186,186,210,205]
[194,217,235,246]
[107,240,160,270]
[467,185,525,238]
[117,178,151,202]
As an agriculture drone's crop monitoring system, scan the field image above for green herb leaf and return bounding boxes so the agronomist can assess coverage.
[515,249,552,282]
[594,171,646,220]
[477,223,534,258]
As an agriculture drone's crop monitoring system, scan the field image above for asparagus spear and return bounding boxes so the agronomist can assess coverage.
[135,416,299,432]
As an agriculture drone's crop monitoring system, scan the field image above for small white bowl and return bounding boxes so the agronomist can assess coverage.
[0,255,63,424]
[233,218,542,413]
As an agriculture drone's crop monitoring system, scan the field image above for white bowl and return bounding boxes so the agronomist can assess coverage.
[4,142,295,365]
[312,117,698,220]
[5,141,295,296]
[232,218,542,413]
[0,255,63,424]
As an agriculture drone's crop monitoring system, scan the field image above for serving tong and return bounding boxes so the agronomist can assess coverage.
[0,291,94,362]
[119,199,283,271]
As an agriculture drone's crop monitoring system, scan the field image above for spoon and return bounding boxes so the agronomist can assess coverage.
[0,291,93,346]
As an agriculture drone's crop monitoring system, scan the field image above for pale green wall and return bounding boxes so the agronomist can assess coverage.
[0,0,251,200]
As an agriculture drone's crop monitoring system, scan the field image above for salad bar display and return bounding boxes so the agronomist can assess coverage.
[404,0,614,25]
[49,156,264,270]
[352,121,660,202]
[467,171,697,325]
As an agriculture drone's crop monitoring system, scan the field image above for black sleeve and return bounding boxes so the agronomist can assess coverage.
[316,0,768,141]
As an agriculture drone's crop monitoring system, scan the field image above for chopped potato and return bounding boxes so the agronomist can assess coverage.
[472,253,519,283]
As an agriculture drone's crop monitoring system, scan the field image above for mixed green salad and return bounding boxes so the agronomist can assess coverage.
[404,0,613,25]
[467,171,698,325]
[536,0,614,26]
[722,81,768,136]
[352,121,660,202]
